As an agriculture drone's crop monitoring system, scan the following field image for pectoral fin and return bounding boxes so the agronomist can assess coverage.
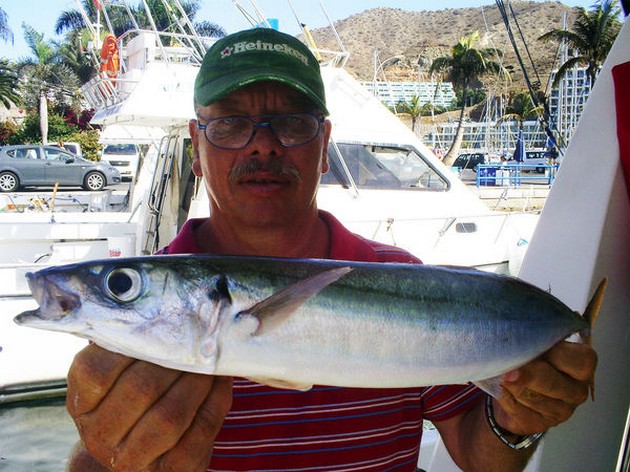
[474,375,504,399]
[247,376,313,391]
[242,267,353,336]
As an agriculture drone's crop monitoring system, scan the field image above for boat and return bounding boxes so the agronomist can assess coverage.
[422,16,630,471]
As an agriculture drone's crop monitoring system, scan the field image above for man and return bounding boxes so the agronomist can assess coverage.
[66,28,596,471]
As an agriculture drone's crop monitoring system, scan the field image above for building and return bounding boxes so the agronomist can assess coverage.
[421,64,592,155]
[423,120,548,156]
[547,65,592,146]
[360,81,457,109]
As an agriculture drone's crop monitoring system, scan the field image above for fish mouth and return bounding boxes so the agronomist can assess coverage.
[22,273,82,322]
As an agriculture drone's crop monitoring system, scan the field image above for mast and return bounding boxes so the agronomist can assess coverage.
[495,0,566,154]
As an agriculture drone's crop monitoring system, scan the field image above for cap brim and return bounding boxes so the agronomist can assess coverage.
[196,68,329,115]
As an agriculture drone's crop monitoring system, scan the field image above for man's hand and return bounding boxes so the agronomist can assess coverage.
[66,344,232,471]
[494,341,598,435]
[435,341,597,472]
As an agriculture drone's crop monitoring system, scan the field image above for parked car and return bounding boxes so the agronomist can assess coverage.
[0,144,121,192]
[51,141,83,158]
[452,152,487,171]
[101,143,141,181]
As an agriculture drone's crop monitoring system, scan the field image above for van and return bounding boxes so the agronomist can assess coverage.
[521,150,547,173]
[101,143,141,181]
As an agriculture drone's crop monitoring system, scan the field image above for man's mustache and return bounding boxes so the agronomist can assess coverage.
[229,159,302,184]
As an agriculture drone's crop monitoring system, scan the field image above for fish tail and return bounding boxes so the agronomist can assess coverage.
[579,277,607,345]
[579,277,607,400]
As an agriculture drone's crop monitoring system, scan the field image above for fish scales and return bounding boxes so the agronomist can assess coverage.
[14,255,593,391]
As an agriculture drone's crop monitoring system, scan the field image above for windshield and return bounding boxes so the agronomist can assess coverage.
[103,144,137,155]
[321,143,448,191]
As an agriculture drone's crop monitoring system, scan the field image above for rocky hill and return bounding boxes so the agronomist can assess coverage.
[306,1,579,94]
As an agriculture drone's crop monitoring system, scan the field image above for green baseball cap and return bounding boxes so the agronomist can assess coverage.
[194,28,328,115]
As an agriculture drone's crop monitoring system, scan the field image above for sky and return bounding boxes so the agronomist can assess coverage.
[1,0,598,61]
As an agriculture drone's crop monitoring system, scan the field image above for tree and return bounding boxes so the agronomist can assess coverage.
[0,6,13,45]
[539,0,622,87]
[56,29,98,84]
[498,91,544,131]
[53,0,225,83]
[132,0,226,39]
[397,94,422,133]
[55,0,226,47]
[17,23,81,144]
[430,31,510,166]
[55,0,132,39]
[0,60,21,109]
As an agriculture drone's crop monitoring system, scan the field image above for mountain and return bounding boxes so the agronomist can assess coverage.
[306,1,579,94]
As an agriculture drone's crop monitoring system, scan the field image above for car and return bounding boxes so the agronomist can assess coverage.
[452,152,487,171]
[51,141,83,158]
[101,143,141,181]
[0,144,121,192]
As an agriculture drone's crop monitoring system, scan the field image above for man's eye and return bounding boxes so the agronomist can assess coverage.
[280,115,306,126]
[218,117,242,125]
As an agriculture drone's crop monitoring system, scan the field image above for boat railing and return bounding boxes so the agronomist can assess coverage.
[311,48,351,68]
[475,163,559,187]
[81,73,136,111]
[81,27,214,111]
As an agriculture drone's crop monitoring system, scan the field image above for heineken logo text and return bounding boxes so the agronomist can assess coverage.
[220,41,309,66]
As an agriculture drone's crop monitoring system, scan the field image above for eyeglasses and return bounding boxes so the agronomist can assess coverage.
[197,113,325,150]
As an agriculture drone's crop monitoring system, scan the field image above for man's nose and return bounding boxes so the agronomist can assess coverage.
[247,122,283,156]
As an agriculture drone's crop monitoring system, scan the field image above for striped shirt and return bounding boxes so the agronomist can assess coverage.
[160,211,482,471]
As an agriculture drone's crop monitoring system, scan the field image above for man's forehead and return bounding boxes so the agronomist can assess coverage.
[208,81,314,112]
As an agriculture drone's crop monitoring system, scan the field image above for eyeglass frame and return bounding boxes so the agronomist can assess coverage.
[196,112,326,150]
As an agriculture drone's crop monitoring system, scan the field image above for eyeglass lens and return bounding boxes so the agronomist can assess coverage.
[201,114,322,149]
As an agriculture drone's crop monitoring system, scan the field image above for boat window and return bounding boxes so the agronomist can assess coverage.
[321,143,447,191]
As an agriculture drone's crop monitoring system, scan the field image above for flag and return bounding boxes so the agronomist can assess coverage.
[93,0,102,11]
[512,128,525,162]
[612,61,630,201]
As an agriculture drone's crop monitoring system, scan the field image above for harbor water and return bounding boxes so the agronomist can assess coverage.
[0,398,78,471]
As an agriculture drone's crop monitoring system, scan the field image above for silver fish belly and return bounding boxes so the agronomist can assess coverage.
[14,255,599,391]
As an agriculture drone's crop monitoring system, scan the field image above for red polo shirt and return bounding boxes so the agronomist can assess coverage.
[161,210,481,471]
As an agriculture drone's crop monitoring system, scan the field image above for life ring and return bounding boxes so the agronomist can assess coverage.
[99,34,119,79]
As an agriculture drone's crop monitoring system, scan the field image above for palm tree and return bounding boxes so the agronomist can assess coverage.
[0,6,13,45]
[56,0,225,44]
[132,0,226,39]
[56,0,133,39]
[56,29,98,84]
[54,0,225,80]
[17,23,80,144]
[0,60,21,108]
[430,31,510,166]
[539,0,622,87]
[397,94,422,133]
[498,91,544,131]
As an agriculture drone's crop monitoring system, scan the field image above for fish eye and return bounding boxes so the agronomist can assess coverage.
[104,267,143,302]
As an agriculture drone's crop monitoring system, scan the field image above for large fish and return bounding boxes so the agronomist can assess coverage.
[14,255,605,393]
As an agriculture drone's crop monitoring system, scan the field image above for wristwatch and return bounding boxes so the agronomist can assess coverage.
[485,395,545,450]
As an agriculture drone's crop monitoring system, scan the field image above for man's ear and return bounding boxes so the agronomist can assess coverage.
[189,119,203,177]
[321,119,332,174]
